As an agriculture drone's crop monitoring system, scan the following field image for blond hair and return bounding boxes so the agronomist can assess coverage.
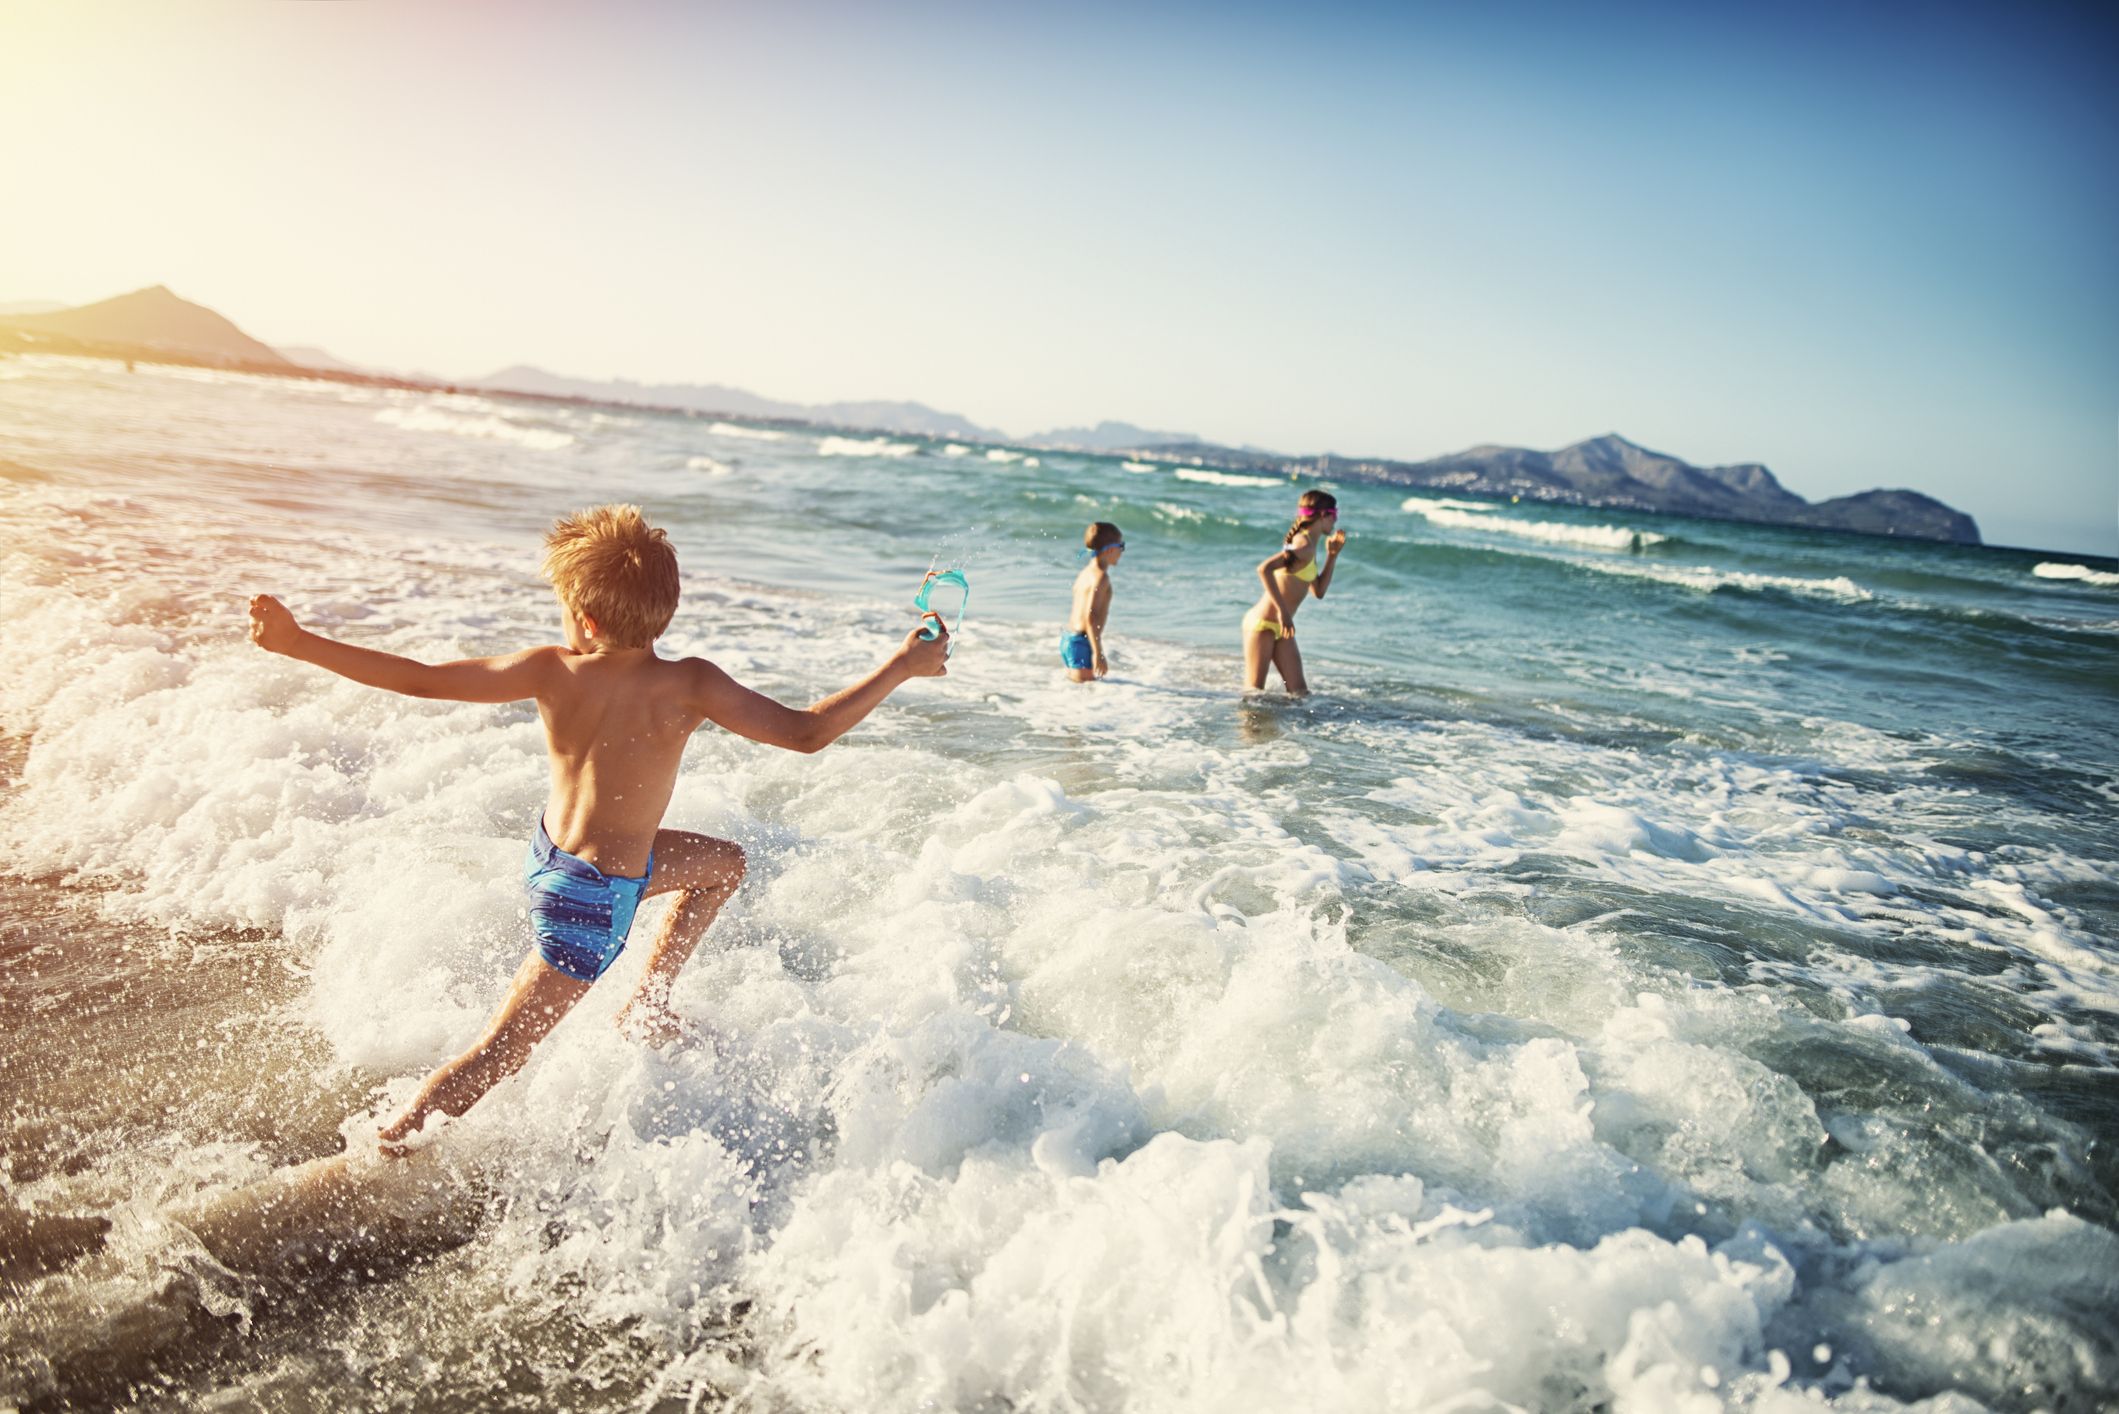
[540,504,680,648]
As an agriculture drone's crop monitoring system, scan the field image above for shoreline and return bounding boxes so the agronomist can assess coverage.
[0,327,2023,552]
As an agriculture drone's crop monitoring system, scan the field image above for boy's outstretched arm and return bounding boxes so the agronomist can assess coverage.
[249,594,553,703]
[686,623,948,754]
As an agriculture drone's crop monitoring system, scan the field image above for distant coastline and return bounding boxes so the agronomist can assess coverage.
[3,287,1981,546]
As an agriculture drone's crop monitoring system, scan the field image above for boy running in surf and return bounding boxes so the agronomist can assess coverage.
[247,504,948,1153]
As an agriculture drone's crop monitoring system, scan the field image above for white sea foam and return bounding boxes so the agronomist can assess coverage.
[707,421,785,441]
[1,359,2111,1412]
[2034,561,2119,588]
[687,455,735,476]
[1120,460,1158,473]
[941,444,972,457]
[1580,559,1873,602]
[818,436,917,458]
[986,449,1025,464]
[1175,467,1283,488]
[3,486,2110,1412]
[374,404,576,450]
[1402,495,1667,549]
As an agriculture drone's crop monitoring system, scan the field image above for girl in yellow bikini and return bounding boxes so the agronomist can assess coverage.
[1242,488,1346,694]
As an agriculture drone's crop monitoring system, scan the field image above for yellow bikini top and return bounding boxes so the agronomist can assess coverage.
[1285,539,1322,582]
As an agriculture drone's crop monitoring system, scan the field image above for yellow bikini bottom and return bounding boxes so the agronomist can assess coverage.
[1247,617,1292,640]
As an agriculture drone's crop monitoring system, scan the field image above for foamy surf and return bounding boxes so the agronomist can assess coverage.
[1402,494,1668,549]
[818,435,918,457]
[1174,467,1285,488]
[374,394,577,450]
[2034,560,2119,588]
[707,420,786,440]
[1585,558,1874,601]
[1,357,2113,1412]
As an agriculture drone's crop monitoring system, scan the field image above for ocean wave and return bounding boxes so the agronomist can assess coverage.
[1174,468,1284,488]
[2033,561,2119,588]
[941,445,972,457]
[5,357,2114,1414]
[1120,460,1158,473]
[1401,496,1666,550]
[686,455,734,476]
[1,493,2108,1413]
[706,421,785,441]
[986,449,1026,464]
[373,405,575,450]
[1589,559,1873,601]
[818,436,917,458]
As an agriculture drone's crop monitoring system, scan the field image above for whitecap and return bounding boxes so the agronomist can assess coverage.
[986,449,1024,464]
[373,405,575,450]
[686,455,734,476]
[706,421,785,441]
[1120,460,1158,474]
[2033,561,2119,588]
[1590,561,1873,601]
[818,436,916,458]
[1401,496,1665,550]
[1173,468,1283,488]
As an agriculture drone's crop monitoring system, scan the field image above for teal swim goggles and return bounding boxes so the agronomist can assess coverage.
[914,569,968,657]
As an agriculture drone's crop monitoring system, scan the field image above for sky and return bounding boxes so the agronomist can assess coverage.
[2,0,2114,555]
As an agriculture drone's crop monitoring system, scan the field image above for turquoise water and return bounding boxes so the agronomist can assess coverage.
[2,361,2116,1411]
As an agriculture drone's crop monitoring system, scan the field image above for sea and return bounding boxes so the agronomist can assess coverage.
[1,357,2115,1413]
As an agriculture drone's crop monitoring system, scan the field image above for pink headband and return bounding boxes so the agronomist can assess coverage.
[1297,506,1336,517]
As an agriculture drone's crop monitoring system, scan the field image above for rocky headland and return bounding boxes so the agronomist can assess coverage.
[1121,433,1981,544]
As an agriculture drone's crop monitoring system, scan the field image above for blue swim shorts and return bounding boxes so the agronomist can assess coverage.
[1060,632,1093,671]
[523,818,654,982]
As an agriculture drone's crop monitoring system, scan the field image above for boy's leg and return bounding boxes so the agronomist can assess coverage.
[614,830,747,1045]
[378,952,593,1154]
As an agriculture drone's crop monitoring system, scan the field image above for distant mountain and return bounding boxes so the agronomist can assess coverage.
[470,366,1000,439]
[1025,420,1201,452]
[1128,433,1980,544]
[0,286,289,367]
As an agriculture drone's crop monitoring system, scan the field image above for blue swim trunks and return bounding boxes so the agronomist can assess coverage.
[1060,632,1093,670]
[524,818,654,982]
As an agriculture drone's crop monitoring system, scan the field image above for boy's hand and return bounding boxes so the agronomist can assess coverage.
[248,594,303,655]
[1094,652,1108,679]
[900,620,950,676]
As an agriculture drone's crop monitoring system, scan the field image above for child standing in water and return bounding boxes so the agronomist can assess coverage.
[247,504,949,1154]
[1062,521,1124,681]
[1241,489,1345,695]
